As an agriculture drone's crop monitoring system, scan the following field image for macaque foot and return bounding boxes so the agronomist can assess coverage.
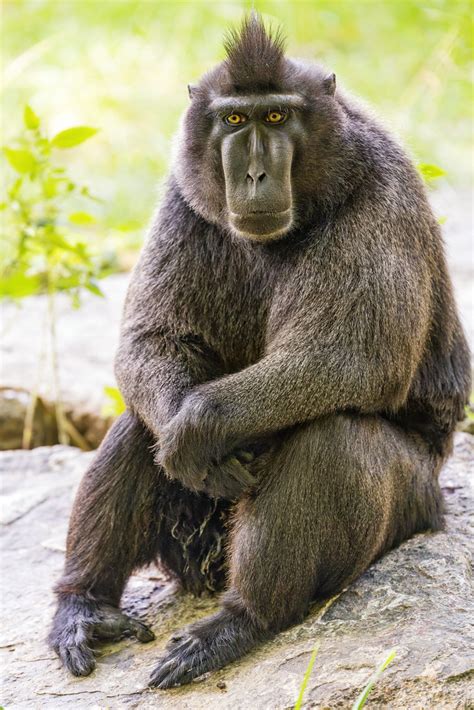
[149,608,266,688]
[49,594,155,676]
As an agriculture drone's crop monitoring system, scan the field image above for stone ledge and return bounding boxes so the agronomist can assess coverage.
[0,434,473,708]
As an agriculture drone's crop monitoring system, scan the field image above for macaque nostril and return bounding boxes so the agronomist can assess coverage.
[246,172,266,184]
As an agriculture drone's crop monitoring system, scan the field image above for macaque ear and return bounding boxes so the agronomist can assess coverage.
[188,84,197,100]
[323,72,336,96]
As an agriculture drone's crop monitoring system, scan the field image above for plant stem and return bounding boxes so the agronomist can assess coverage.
[22,388,38,449]
[22,302,48,448]
[47,285,68,445]
[62,416,91,451]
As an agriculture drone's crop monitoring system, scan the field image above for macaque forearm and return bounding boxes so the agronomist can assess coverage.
[115,356,190,435]
[194,348,409,442]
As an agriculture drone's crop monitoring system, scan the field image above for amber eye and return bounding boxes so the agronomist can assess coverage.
[265,110,287,124]
[224,113,247,126]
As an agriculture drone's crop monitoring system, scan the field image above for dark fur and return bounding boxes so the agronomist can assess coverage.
[223,15,286,89]
[49,15,470,687]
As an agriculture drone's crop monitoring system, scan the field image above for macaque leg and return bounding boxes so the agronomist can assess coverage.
[150,413,443,688]
[49,411,229,676]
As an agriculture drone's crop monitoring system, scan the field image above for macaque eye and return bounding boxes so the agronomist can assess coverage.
[224,113,247,125]
[264,110,287,124]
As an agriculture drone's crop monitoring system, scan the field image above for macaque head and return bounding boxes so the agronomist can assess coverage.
[174,13,340,242]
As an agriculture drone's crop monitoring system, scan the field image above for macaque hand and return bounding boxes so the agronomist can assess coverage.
[155,392,256,499]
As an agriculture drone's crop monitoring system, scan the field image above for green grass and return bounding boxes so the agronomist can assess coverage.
[352,649,397,709]
[294,645,319,710]
[2,0,472,255]
[294,646,396,708]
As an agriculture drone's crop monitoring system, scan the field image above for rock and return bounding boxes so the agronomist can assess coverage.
[0,434,473,709]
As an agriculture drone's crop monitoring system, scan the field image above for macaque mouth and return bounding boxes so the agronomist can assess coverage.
[244,207,291,217]
[229,208,292,238]
[229,208,292,216]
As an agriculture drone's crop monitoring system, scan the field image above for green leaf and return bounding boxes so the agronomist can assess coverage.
[54,274,84,291]
[43,177,60,198]
[0,269,42,298]
[418,163,446,181]
[352,650,396,710]
[102,386,126,417]
[113,218,143,231]
[24,105,40,130]
[51,126,98,149]
[294,645,319,710]
[86,280,105,297]
[8,177,23,199]
[69,211,96,225]
[3,147,36,173]
[47,232,80,253]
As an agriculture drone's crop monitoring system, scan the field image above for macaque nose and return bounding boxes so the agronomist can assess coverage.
[246,171,266,184]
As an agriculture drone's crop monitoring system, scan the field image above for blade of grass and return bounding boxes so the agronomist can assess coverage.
[352,649,396,710]
[294,645,319,710]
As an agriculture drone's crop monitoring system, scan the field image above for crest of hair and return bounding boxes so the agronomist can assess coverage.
[223,12,286,90]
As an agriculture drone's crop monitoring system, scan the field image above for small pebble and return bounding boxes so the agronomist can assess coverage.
[216,680,227,690]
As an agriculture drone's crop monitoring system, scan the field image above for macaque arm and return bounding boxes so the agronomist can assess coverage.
[114,193,224,438]
[191,236,432,447]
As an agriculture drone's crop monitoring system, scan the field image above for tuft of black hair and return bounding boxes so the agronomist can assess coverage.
[223,12,286,91]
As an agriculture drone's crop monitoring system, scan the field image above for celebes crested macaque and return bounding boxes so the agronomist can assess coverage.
[49,15,470,688]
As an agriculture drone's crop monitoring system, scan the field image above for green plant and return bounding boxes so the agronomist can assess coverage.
[417,162,446,184]
[416,162,447,225]
[465,397,474,421]
[293,646,396,709]
[1,105,103,302]
[102,385,126,418]
[294,645,319,710]
[352,649,396,710]
[1,106,106,446]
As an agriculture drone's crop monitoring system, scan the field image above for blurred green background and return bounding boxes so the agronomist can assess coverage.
[2,0,473,264]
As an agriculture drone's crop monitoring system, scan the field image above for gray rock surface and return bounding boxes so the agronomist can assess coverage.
[0,434,473,709]
[0,185,472,450]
